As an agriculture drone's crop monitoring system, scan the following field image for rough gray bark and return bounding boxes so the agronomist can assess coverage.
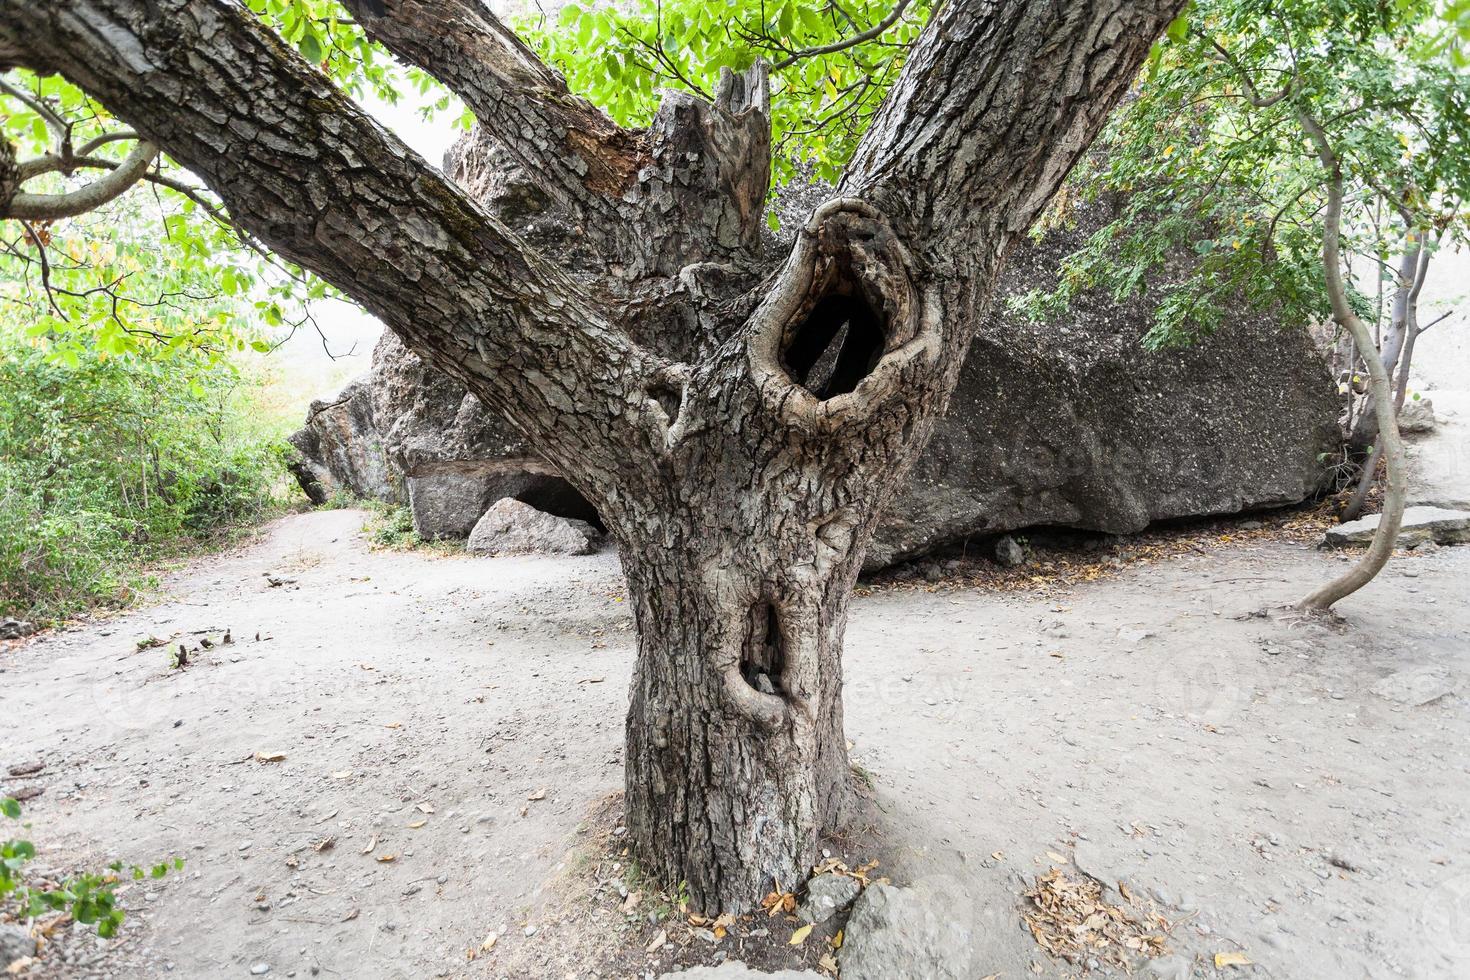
[0,0,1185,910]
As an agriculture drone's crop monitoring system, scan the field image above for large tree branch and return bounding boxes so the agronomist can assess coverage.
[843,0,1187,260]
[338,0,644,213]
[0,0,663,487]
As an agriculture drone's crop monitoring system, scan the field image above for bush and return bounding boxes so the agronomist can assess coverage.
[0,331,288,622]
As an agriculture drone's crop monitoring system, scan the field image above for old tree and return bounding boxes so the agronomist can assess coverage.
[1,0,1183,910]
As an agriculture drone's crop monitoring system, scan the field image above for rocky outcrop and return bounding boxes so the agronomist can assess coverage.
[288,332,598,541]
[289,199,1339,563]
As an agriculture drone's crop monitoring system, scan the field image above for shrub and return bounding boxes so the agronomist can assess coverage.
[0,331,288,622]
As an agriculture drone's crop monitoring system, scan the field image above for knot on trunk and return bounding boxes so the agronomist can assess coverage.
[749,198,940,430]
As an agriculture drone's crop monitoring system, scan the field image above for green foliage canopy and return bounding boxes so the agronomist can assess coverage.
[518,0,933,193]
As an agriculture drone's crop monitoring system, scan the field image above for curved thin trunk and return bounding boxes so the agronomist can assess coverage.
[1298,133,1405,611]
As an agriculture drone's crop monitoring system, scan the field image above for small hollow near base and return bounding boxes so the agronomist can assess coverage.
[740,601,785,697]
[780,291,886,400]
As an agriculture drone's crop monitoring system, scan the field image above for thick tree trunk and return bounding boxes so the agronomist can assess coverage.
[2,0,1186,913]
[620,539,853,908]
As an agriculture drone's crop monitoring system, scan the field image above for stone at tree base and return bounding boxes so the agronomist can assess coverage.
[0,924,36,969]
[1398,397,1436,433]
[840,881,976,980]
[656,964,822,979]
[797,873,863,924]
[466,498,600,556]
[1323,506,1470,548]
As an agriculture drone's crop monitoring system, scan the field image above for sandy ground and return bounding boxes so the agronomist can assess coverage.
[2,509,1468,980]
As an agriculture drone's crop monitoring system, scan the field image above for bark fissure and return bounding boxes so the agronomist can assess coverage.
[0,0,1187,912]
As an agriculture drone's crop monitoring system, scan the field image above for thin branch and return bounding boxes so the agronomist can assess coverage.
[772,0,913,70]
[4,140,157,220]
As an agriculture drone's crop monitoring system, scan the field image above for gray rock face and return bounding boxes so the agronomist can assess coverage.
[841,881,976,980]
[797,873,862,925]
[288,332,598,540]
[866,202,1339,567]
[1405,390,1469,510]
[0,924,35,969]
[289,199,1339,563]
[1324,506,1470,548]
[993,535,1026,568]
[466,498,600,556]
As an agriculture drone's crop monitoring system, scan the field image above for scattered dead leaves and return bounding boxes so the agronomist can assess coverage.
[1022,867,1172,971]
[862,506,1336,598]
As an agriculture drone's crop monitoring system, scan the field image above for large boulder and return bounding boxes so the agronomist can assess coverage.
[289,193,1339,563]
[869,209,1341,565]
[466,498,601,555]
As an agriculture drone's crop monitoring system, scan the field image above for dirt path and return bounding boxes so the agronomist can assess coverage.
[2,509,1467,979]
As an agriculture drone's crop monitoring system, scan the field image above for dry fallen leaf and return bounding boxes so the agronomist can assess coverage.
[254,751,287,763]
[620,890,641,913]
[384,722,402,729]
[818,953,839,973]
[361,834,377,855]
[341,908,359,922]
[1215,952,1253,968]
[376,854,397,863]
[7,957,35,975]
[407,820,427,829]
[528,787,547,801]
[1046,850,1068,863]
[313,836,335,853]
[646,929,667,953]
[480,932,497,952]
[415,802,436,814]
[789,923,814,945]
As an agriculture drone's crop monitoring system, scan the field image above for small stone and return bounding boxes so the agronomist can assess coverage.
[250,964,271,976]
[994,535,1025,568]
[797,873,862,925]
